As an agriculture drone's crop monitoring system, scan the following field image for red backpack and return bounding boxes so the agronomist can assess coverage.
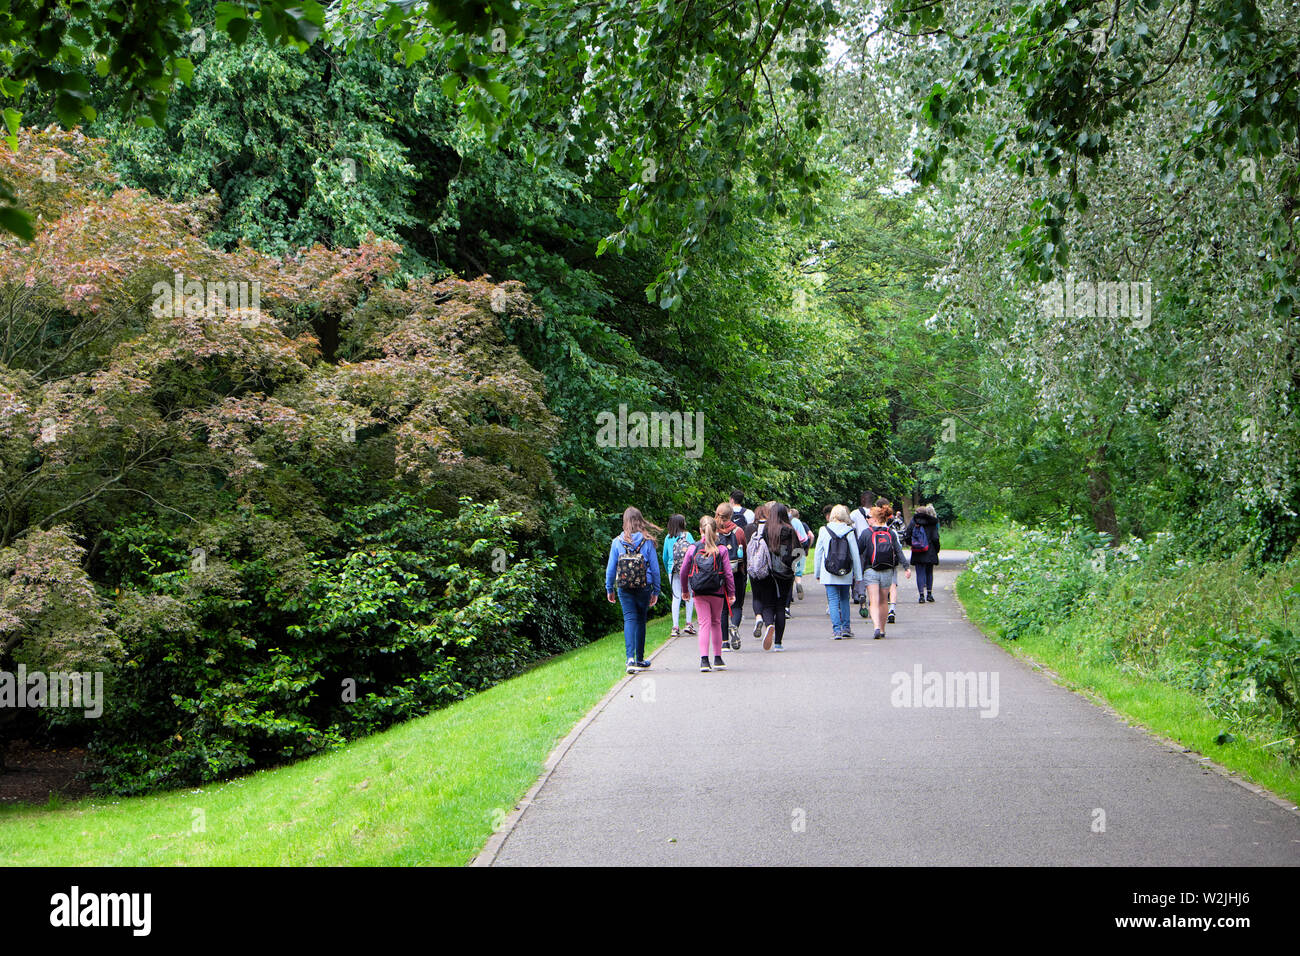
[866,526,897,572]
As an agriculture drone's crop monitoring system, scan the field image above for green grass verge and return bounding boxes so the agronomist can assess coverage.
[938,521,1001,553]
[0,616,672,865]
[956,573,1300,808]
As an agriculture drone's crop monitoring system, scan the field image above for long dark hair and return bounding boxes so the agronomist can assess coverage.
[666,513,686,537]
[765,501,792,551]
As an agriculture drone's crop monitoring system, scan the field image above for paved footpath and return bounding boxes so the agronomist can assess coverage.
[491,560,1300,865]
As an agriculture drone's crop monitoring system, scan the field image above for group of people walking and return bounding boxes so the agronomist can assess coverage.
[603,490,942,674]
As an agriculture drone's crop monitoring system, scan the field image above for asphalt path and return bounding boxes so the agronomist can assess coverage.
[492,558,1300,865]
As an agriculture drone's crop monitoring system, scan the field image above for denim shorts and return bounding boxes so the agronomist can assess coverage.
[862,568,896,589]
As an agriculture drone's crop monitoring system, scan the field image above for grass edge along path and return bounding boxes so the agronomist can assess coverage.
[955,574,1300,811]
[0,618,673,866]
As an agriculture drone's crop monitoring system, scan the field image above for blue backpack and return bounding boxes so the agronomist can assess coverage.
[911,523,930,553]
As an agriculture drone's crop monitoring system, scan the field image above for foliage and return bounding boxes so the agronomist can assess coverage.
[63,30,903,587]
[818,0,1300,552]
[94,498,550,793]
[966,520,1300,761]
[3,0,846,289]
[0,524,117,670]
[0,127,576,791]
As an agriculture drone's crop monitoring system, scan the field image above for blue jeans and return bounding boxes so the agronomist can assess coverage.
[915,564,934,595]
[618,587,652,661]
[826,584,851,635]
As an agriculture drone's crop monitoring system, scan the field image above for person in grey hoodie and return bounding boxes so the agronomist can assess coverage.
[903,503,941,602]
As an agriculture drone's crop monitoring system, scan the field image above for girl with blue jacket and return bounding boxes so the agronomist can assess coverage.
[661,514,697,637]
[605,506,661,673]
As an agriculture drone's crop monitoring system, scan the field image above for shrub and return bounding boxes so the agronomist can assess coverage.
[87,498,555,794]
[965,521,1300,762]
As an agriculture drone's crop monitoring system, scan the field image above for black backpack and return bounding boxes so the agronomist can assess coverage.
[687,548,723,596]
[824,528,854,575]
[718,526,743,568]
[865,526,897,571]
[768,526,795,578]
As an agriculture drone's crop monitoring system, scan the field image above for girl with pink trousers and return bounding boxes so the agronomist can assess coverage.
[679,515,736,672]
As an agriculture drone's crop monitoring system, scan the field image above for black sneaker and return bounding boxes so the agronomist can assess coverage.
[635,659,652,669]
[918,595,926,604]
[712,656,726,669]
[700,656,711,672]
[887,609,896,624]
[873,629,883,639]
[926,592,935,602]
[753,617,763,639]
[626,658,638,674]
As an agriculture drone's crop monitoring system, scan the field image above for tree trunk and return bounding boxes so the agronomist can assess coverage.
[1087,448,1120,539]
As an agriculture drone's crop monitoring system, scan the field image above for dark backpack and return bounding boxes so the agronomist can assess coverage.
[824,528,854,576]
[614,538,648,589]
[910,523,930,553]
[687,548,723,596]
[718,527,743,570]
[670,535,689,575]
[768,527,796,578]
[866,526,896,571]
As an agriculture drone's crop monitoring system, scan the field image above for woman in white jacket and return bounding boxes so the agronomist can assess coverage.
[813,504,864,639]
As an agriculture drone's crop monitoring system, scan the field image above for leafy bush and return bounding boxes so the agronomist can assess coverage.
[966,521,1300,762]
[88,499,555,794]
[964,520,1128,641]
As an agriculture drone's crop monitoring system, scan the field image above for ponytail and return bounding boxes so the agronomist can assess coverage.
[698,515,719,555]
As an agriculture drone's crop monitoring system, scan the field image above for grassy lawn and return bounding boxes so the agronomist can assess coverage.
[956,574,1300,808]
[0,617,672,866]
